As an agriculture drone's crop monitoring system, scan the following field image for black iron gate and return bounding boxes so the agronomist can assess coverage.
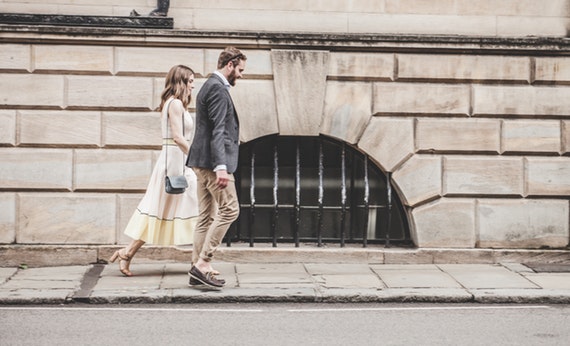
[225,136,411,247]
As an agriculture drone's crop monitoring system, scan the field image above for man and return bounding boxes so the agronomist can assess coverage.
[186,47,246,288]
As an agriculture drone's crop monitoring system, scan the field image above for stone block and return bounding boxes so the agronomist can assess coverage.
[203,49,272,77]
[103,112,161,147]
[34,45,113,73]
[416,118,500,153]
[358,117,414,172]
[526,157,570,196]
[67,76,154,110]
[0,194,16,244]
[477,199,569,248]
[474,85,570,117]
[230,80,279,143]
[272,50,329,135]
[240,50,273,77]
[373,83,470,115]
[193,9,348,33]
[328,53,393,80]
[0,148,72,190]
[0,44,31,72]
[497,16,569,37]
[385,0,457,15]
[348,14,497,36]
[411,198,476,248]
[117,194,144,245]
[501,120,561,153]
[535,57,570,84]
[321,81,372,144]
[398,54,530,83]
[455,0,569,16]
[392,155,442,207]
[564,121,570,154]
[0,74,64,107]
[115,47,204,76]
[0,110,16,146]
[19,111,101,146]
[17,193,116,244]
[443,156,524,196]
[74,149,152,190]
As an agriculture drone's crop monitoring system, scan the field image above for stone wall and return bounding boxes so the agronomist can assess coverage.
[1,0,569,37]
[1,1,570,251]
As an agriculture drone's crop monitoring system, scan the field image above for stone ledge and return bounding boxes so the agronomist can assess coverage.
[1,244,569,267]
[0,24,568,54]
[0,13,173,29]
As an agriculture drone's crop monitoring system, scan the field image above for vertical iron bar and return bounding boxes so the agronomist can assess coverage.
[340,143,347,248]
[317,141,324,247]
[362,156,370,248]
[272,143,278,247]
[249,147,255,247]
[385,172,392,248]
[349,158,356,241]
[294,139,301,247]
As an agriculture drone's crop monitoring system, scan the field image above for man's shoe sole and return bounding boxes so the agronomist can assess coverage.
[189,266,224,288]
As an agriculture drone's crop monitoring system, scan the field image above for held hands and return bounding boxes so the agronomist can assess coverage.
[215,169,230,189]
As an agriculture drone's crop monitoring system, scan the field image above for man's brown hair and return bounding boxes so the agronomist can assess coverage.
[217,46,247,69]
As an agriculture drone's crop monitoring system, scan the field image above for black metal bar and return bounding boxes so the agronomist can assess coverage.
[340,143,347,248]
[272,144,279,247]
[249,147,256,247]
[317,142,324,247]
[349,157,356,242]
[385,172,392,248]
[362,156,370,248]
[294,139,301,247]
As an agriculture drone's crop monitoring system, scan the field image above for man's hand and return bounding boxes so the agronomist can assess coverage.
[215,169,230,189]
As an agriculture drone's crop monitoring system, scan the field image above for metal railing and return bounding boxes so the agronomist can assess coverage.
[226,136,411,247]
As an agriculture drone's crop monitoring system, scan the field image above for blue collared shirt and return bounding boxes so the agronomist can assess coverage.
[214,70,231,90]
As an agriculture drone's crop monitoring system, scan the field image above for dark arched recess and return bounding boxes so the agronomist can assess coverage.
[225,135,412,247]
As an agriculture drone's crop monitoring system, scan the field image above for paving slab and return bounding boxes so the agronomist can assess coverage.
[237,272,312,284]
[438,264,539,289]
[235,263,306,274]
[10,266,88,280]
[305,263,374,275]
[372,267,462,288]
[521,273,570,289]
[313,274,384,289]
[0,268,18,284]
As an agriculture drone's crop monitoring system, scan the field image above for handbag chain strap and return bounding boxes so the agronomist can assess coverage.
[164,99,186,177]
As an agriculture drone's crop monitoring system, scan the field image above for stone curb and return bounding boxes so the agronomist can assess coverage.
[2,245,569,267]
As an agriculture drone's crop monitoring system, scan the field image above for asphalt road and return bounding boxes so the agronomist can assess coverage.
[1,303,569,345]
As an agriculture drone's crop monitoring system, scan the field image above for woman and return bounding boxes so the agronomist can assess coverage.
[109,65,198,276]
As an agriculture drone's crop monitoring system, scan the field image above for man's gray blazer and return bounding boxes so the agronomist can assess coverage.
[187,73,240,173]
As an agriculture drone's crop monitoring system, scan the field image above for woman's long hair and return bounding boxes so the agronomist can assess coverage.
[159,65,195,111]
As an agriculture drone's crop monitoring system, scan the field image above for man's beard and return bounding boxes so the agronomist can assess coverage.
[228,68,237,86]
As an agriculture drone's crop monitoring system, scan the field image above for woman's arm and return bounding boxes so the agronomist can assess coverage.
[167,99,190,155]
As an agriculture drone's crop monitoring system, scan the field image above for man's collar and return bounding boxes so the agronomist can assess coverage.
[213,70,231,89]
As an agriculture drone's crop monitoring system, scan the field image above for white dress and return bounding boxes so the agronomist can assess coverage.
[124,97,199,245]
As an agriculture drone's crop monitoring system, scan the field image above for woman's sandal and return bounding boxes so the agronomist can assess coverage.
[109,249,133,277]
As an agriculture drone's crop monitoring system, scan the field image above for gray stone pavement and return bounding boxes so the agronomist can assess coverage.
[1,262,570,305]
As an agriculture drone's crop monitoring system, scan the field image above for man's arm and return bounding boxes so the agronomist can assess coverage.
[207,88,232,188]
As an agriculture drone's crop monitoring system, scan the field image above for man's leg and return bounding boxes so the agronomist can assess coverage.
[196,171,239,269]
[191,168,215,265]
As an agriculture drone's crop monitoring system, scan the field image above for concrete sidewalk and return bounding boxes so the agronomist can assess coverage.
[1,262,570,305]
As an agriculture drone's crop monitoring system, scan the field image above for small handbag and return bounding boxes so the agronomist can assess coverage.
[164,107,188,195]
